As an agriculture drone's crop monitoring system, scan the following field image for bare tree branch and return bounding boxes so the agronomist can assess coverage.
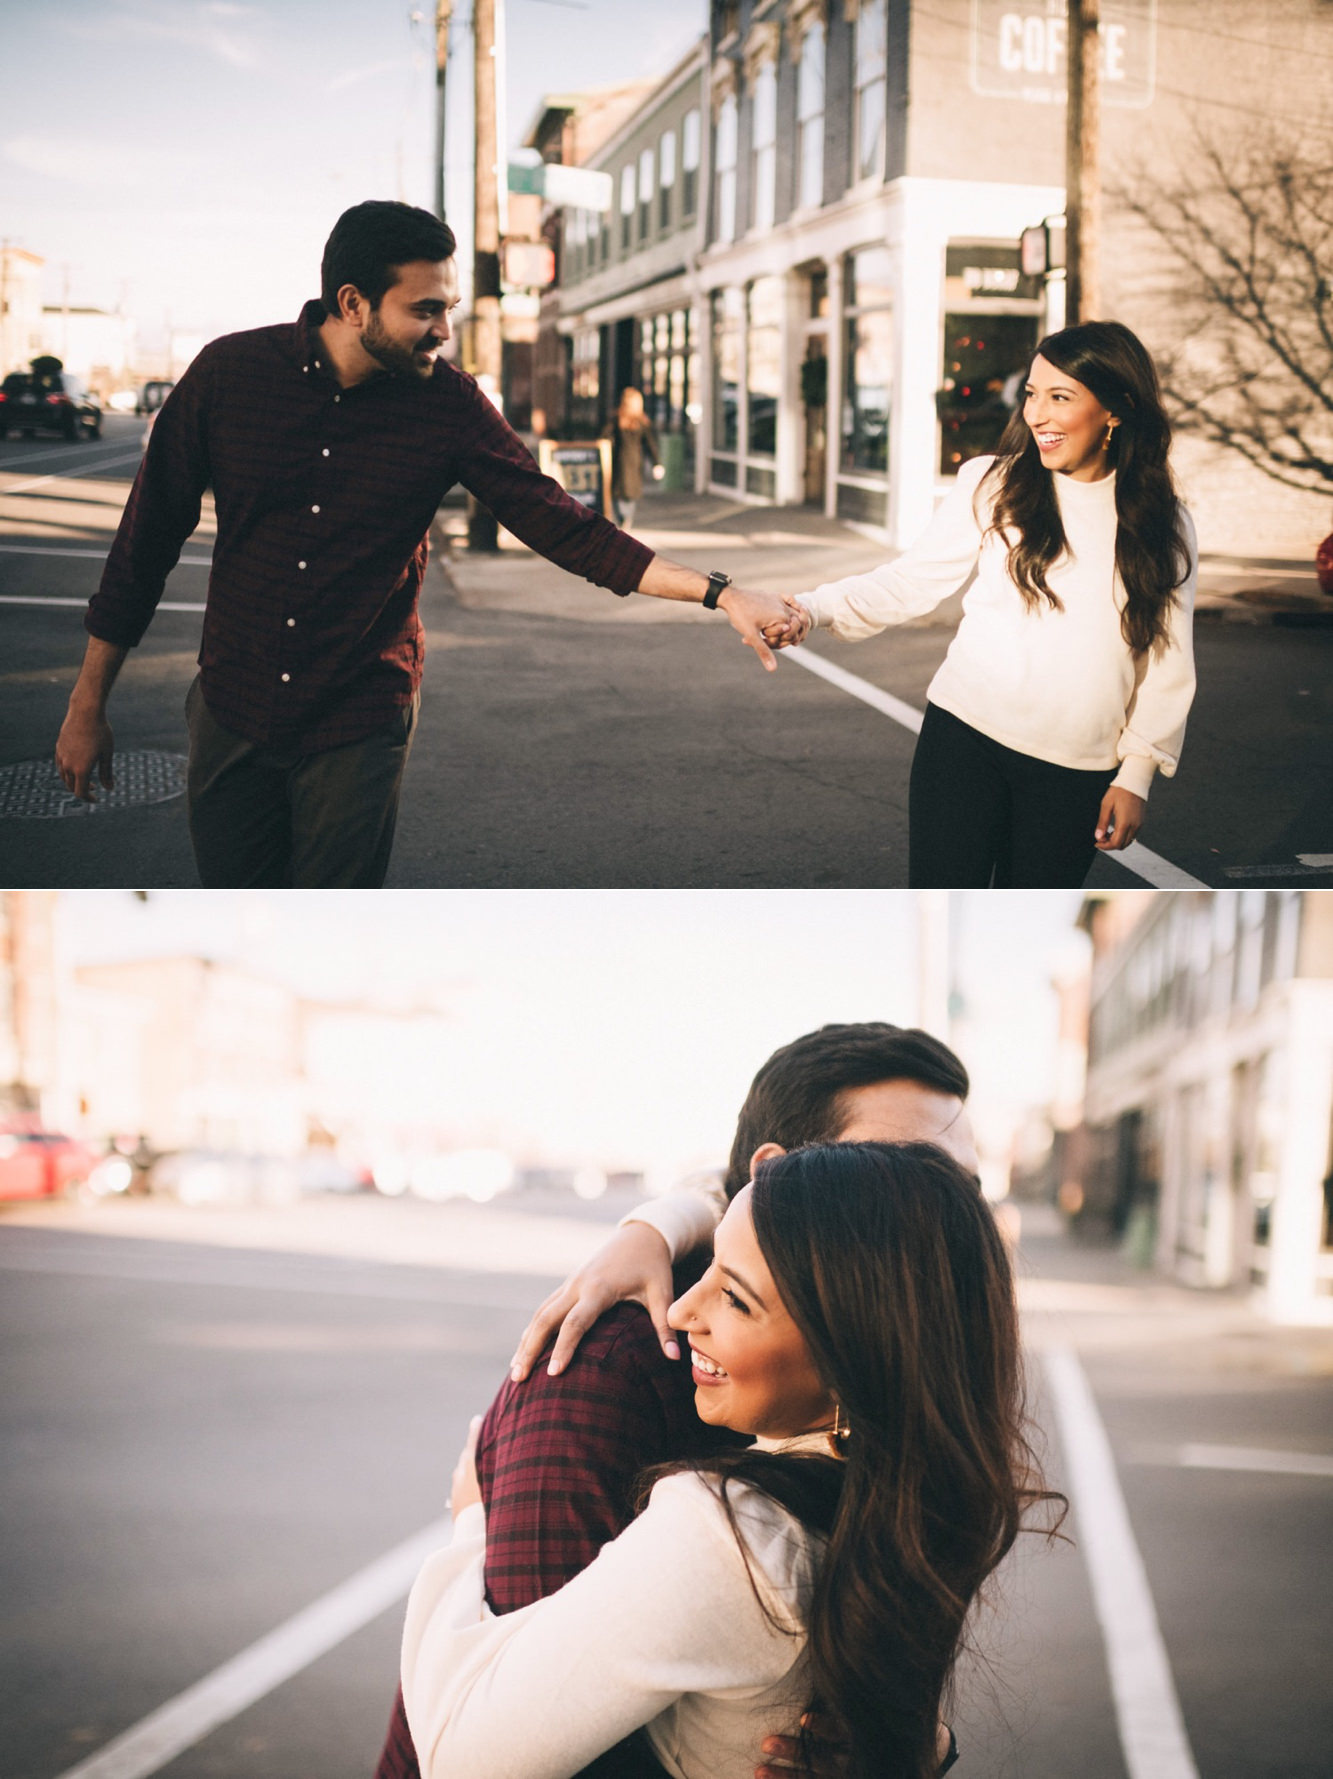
[1110,120,1333,494]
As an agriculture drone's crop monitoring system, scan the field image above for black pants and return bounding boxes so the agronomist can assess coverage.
[185,677,419,889]
[908,702,1116,888]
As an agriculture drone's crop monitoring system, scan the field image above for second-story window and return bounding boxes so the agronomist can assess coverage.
[620,163,636,250]
[751,60,777,232]
[659,128,676,230]
[638,147,655,242]
[714,94,738,244]
[682,108,701,216]
[854,0,888,183]
[797,23,825,209]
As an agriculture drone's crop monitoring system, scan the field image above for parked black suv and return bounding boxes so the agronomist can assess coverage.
[0,365,103,440]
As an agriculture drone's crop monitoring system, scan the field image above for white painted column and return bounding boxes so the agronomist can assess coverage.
[1265,982,1333,1324]
[823,254,845,518]
[694,291,712,494]
[891,185,946,549]
[776,267,805,506]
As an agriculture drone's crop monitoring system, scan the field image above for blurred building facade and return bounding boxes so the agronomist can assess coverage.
[0,247,45,379]
[0,893,61,1117]
[36,305,137,392]
[522,0,1329,556]
[1068,892,1333,1326]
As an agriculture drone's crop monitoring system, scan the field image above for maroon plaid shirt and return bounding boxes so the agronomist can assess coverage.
[87,302,654,754]
[375,1293,737,1779]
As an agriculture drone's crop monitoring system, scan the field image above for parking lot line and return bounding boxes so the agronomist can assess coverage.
[51,1515,452,1779]
[1044,1345,1201,1779]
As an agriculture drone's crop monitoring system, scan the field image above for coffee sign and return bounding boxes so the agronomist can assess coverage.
[970,0,1157,107]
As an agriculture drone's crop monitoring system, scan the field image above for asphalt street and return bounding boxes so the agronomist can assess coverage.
[2,1193,1330,1779]
[2,420,1331,889]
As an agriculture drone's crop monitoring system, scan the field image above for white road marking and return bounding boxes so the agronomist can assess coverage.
[1223,861,1333,880]
[0,547,211,564]
[0,440,139,469]
[0,450,146,494]
[1044,1345,1200,1779]
[783,647,1209,888]
[1112,841,1207,889]
[0,595,206,612]
[1179,1443,1333,1479]
[51,1515,452,1779]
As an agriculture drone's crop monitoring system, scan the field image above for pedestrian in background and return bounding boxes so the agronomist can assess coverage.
[781,320,1198,889]
[603,386,662,531]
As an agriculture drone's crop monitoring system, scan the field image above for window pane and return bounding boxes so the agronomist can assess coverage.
[682,108,701,170]
[713,288,743,452]
[798,25,825,122]
[846,246,894,310]
[842,308,892,475]
[620,166,635,213]
[660,130,676,186]
[639,148,655,202]
[747,276,782,457]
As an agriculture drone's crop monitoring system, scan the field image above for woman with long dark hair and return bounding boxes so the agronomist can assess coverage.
[400,1142,1059,1779]
[783,320,1197,888]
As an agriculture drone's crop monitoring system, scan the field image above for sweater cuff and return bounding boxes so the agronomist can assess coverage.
[1112,755,1157,801]
[451,1500,486,1543]
[621,1188,721,1262]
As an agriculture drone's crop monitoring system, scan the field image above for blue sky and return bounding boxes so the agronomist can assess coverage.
[2,0,704,348]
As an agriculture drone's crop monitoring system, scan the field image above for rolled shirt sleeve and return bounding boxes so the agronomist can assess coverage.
[454,382,654,596]
[1110,507,1198,800]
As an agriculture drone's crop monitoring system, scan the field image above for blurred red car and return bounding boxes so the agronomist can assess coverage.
[0,1122,100,1200]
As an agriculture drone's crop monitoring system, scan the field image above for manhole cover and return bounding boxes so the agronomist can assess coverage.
[0,752,188,819]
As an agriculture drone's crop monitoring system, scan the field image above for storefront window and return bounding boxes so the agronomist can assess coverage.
[570,329,600,433]
[936,243,1043,474]
[841,246,893,477]
[854,0,888,183]
[712,287,743,472]
[747,277,782,458]
[714,96,738,245]
[751,62,777,233]
[797,24,825,210]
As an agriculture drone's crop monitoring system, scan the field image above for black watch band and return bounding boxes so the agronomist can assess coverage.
[702,570,732,610]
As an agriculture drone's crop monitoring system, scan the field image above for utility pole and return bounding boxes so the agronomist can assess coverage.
[1065,0,1101,325]
[434,0,453,221]
[469,0,502,550]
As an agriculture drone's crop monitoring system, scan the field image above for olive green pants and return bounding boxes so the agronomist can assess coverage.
[185,676,419,888]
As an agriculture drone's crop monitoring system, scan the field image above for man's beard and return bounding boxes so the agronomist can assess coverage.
[361,311,437,379]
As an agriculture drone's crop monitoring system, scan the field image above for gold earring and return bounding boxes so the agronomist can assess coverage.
[832,1403,850,1445]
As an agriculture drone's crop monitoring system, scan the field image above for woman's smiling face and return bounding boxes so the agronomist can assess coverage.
[667,1185,835,1440]
[1022,352,1118,481]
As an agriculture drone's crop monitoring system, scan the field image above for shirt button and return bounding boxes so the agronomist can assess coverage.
[286,617,296,628]
[333,394,341,404]
[280,673,291,683]
[298,560,307,570]
[311,504,320,514]
[322,448,330,457]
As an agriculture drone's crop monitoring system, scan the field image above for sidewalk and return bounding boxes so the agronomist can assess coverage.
[435,486,1333,627]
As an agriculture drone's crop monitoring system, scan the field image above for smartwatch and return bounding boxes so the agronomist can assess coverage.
[702,570,732,610]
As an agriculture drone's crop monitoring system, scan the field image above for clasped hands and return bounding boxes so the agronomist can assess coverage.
[719,586,812,670]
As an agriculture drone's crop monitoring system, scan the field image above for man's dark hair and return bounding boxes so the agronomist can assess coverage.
[320,201,457,316]
[723,1022,969,1198]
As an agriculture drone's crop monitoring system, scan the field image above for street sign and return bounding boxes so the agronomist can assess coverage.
[539,439,613,518]
[506,160,614,212]
[501,240,556,289]
[970,0,1157,107]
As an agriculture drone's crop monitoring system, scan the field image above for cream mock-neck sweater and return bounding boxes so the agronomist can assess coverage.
[401,1465,823,1779]
[797,454,1198,801]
